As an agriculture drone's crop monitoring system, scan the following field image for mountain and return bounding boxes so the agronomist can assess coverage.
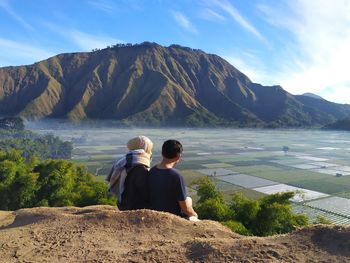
[1,206,349,262]
[1,42,350,127]
[302,93,324,100]
[323,118,350,131]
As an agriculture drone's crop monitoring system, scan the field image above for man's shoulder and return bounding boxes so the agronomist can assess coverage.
[150,166,182,177]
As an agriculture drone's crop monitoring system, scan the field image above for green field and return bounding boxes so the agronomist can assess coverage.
[32,127,350,224]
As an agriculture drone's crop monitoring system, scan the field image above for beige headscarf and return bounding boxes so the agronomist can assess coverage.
[127,136,153,155]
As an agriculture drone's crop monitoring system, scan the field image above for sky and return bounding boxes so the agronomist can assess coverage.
[1,0,350,104]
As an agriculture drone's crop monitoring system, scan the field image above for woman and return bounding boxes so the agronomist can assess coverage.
[106,136,153,210]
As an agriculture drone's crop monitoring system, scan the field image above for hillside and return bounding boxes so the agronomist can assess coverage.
[323,117,350,131]
[1,42,350,126]
[302,93,325,100]
[0,206,349,262]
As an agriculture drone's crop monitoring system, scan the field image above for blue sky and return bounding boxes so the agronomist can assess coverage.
[1,0,350,104]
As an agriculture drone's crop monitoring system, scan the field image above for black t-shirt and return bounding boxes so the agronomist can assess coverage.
[149,166,187,216]
[118,165,150,211]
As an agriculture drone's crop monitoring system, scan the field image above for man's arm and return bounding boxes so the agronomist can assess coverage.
[179,197,198,218]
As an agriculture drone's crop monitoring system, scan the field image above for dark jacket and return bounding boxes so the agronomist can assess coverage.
[118,165,150,211]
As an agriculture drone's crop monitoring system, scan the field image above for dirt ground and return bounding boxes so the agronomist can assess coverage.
[0,206,349,262]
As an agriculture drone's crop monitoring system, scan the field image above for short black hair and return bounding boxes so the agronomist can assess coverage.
[162,140,183,159]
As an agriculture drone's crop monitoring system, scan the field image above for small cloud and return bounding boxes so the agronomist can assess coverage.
[199,8,226,22]
[319,86,350,104]
[171,11,198,33]
[41,21,123,51]
[0,38,53,66]
[88,0,115,13]
[208,0,265,42]
[0,0,33,30]
[223,52,269,84]
[70,30,123,50]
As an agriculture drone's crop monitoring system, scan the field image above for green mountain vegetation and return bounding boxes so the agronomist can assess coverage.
[193,177,330,236]
[0,150,115,210]
[0,122,115,211]
[0,117,72,160]
[1,42,350,127]
[323,117,350,131]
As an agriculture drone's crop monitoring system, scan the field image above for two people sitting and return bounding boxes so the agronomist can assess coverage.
[107,136,198,220]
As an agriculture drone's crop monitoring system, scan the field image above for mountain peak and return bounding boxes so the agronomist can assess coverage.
[302,92,325,100]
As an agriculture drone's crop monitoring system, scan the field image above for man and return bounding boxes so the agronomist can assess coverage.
[149,139,198,219]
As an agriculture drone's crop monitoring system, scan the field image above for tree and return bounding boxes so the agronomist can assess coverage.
[282,146,290,155]
[34,160,77,206]
[0,150,34,210]
[230,193,259,229]
[0,117,24,130]
[193,177,309,236]
[194,177,233,221]
[194,177,222,203]
[252,192,308,236]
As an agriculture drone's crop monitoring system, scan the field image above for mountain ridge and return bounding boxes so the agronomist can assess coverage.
[1,42,350,127]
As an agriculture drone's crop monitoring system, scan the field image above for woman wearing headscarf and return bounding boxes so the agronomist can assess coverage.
[106,136,153,210]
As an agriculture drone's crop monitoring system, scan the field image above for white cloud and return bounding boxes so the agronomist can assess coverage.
[0,38,53,66]
[208,0,265,42]
[70,30,122,50]
[223,52,269,84]
[258,0,350,104]
[0,0,33,30]
[171,11,198,33]
[88,0,115,13]
[199,8,226,22]
[41,21,123,51]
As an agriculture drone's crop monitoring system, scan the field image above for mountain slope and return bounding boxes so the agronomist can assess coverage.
[0,206,349,262]
[323,117,350,131]
[1,42,349,126]
[302,92,325,100]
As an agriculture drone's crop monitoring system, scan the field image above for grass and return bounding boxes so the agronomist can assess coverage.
[252,169,329,184]
[290,177,350,195]
[231,188,266,200]
[181,169,206,185]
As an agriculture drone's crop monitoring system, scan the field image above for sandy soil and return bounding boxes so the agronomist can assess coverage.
[0,206,349,262]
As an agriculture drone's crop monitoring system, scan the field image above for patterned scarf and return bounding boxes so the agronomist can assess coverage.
[106,149,151,202]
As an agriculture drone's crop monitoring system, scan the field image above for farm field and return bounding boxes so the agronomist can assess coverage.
[31,126,350,224]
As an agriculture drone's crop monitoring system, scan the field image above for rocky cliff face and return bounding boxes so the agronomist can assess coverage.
[1,42,349,126]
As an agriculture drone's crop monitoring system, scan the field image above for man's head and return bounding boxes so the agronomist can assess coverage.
[162,139,183,161]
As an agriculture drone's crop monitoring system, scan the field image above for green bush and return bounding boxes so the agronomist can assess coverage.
[193,177,309,236]
[221,220,251,236]
[314,215,332,224]
[0,150,116,210]
[195,197,232,221]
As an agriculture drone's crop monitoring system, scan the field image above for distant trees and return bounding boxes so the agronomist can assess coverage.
[0,126,114,211]
[282,146,290,155]
[0,129,73,160]
[0,150,115,210]
[0,117,24,130]
[91,41,207,54]
[193,177,309,236]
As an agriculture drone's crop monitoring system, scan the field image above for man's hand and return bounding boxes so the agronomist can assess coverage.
[179,197,198,218]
